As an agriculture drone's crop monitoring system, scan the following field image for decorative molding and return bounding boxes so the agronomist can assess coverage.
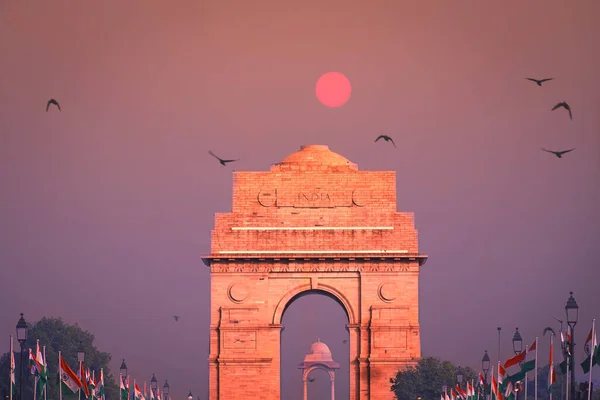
[210,262,417,273]
[231,226,394,231]
[218,250,408,254]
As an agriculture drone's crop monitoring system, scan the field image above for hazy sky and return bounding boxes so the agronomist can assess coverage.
[1,1,600,399]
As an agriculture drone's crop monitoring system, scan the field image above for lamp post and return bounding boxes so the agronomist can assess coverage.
[15,314,28,400]
[150,374,157,397]
[512,328,523,400]
[187,391,193,400]
[482,350,491,400]
[497,327,502,368]
[120,359,128,384]
[162,381,169,400]
[565,292,579,400]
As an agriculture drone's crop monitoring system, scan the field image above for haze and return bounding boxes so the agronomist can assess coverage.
[1,1,599,399]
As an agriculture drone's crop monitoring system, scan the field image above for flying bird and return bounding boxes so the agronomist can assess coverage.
[526,78,554,86]
[541,148,575,158]
[173,315,180,322]
[543,327,556,337]
[375,135,396,148]
[343,340,348,344]
[551,102,572,120]
[46,98,61,112]
[209,151,239,166]
[308,378,316,383]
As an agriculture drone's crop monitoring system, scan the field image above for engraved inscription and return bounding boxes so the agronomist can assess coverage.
[256,187,365,208]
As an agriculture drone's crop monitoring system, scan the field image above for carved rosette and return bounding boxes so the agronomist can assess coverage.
[228,283,250,304]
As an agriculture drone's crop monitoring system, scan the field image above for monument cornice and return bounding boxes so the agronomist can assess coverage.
[202,252,428,266]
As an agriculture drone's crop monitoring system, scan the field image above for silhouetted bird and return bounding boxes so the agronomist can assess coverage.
[526,78,554,86]
[46,98,61,112]
[375,135,396,148]
[541,148,575,158]
[209,151,239,166]
[551,102,572,120]
[173,315,180,322]
[343,340,348,344]
[308,378,316,383]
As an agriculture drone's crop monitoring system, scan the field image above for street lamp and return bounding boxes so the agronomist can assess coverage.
[482,350,491,400]
[187,391,193,400]
[565,292,579,400]
[163,380,169,400]
[120,359,128,383]
[150,374,157,396]
[512,328,524,400]
[512,328,523,355]
[15,314,28,400]
[77,342,85,364]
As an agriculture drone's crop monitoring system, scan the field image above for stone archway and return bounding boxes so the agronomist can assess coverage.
[202,145,428,400]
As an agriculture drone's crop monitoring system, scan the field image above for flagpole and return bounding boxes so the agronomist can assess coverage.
[43,346,47,400]
[588,319,595,400]
[59,352,63,400]
[497,362,500,400]
[534,337,538,400]
[9,335,13,400]
[78,361,82,400]
[524,344,528,400]
[33,344,38,400]
[565,353,569,400]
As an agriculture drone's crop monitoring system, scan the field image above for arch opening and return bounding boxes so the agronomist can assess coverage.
[280,290,349,400]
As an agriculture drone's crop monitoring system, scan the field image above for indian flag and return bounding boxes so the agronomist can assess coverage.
[60,355,82,394]
[35,343,48,398]
[9,337,16,399]
[548,334,557,393]
[134,382,145,400]
[120,375,129,400]
[94,369,105,400]
[88,370,96,399]
[29,349,37,375]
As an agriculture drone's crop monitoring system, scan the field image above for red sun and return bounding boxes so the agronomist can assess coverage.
[315,72,352,108]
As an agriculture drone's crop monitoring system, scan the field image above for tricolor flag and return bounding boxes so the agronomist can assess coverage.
[88,370,96,399]
[549,334,557,393]
[498,365,506,384]
[491,375,500,400]
[59,355,83,394]
[35,343,48,398]
[94,369,105,400]
[134,382,145,400]
[445,390,450,400]
[9,336,15,400]
[80,363,90,398]
[503,381,514,398]
[29,348,37,375]
[504,351,526,369]
[528,338,537,353]
[120,375,129,400]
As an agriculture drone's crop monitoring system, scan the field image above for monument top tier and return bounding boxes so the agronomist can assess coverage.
[273,145,358,172]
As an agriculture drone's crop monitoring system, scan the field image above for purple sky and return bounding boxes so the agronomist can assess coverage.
[1,1,600,399]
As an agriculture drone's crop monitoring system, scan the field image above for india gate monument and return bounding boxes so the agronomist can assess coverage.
[202,145,428,399]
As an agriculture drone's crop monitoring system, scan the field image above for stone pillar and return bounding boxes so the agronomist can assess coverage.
[303,379,307,400]
[330,378,335,400]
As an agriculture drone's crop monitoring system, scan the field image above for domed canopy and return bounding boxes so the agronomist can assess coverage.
[273,145,358,171]
[298,338,340,369]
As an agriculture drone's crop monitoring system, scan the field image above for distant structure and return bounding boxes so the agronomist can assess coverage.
[298,339,340,400]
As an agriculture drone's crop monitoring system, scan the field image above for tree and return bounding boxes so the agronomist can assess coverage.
[390,357,477,400]
[0,318,118,400]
